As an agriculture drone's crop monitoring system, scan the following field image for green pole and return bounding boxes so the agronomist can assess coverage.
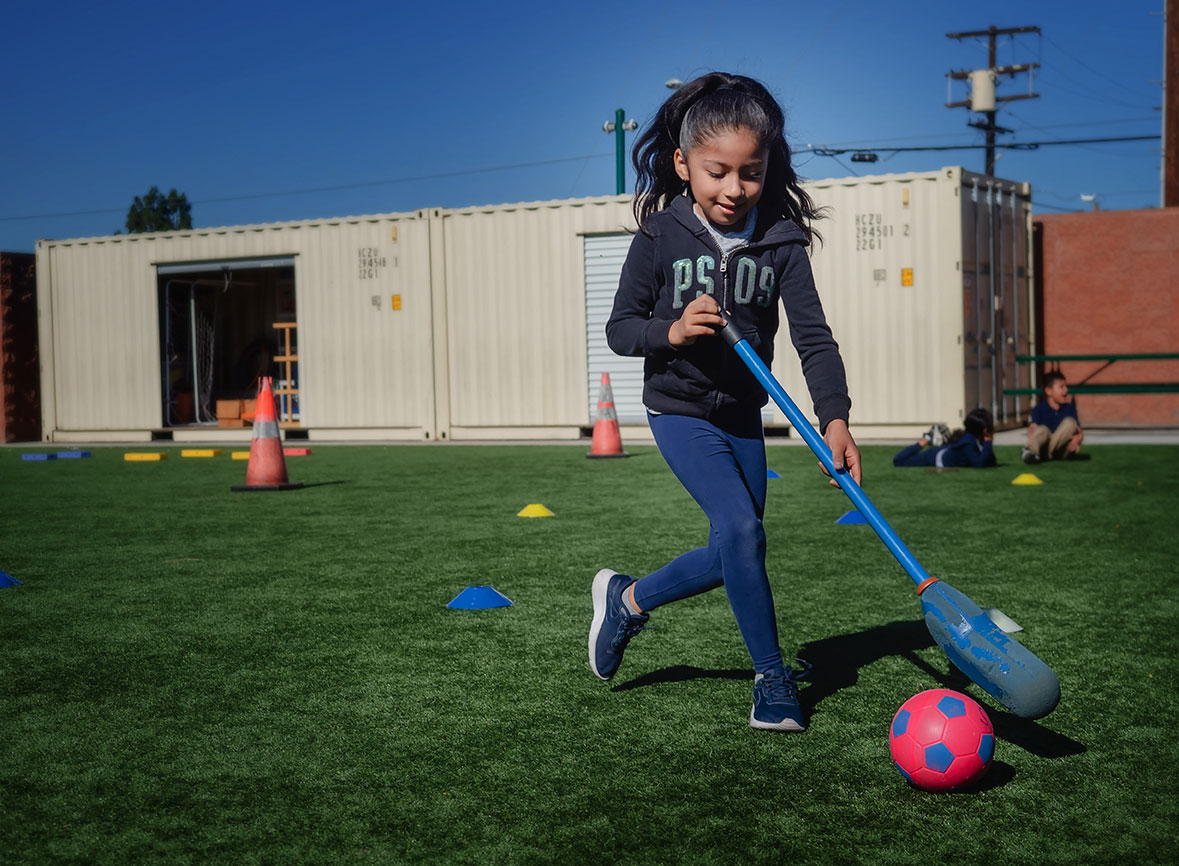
[604,109,636,195]
[614,108,625,195]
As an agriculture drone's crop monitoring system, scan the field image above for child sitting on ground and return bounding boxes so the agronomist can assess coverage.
[893,407,996,469]
[1022,370,1084,464]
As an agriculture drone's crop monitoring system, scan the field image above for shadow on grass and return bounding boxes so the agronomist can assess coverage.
[611,666,750,692]
[227,480,349,491]
[989,711,1085,758]
[797,619,942,710]
[610,622,934,695]
[614,619,1084,760]
[909,760,1017,794]
[973,760,1017,791]
[799,618,1084,759]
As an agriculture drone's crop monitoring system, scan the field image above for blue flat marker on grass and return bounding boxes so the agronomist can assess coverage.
[446,586,513,609]
[0,571,22,588]
[21,453,56,461]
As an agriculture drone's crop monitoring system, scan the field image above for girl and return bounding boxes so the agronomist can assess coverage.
[588,72,860,732]
[892,408,996,469]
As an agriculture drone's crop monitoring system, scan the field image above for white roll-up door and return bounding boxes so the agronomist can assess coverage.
[583,233,773,426]
[585,234,646,424]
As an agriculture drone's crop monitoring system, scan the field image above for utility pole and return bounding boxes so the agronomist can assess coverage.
[946,25,1041,176]
[1165,0,1178,206]
[603,109,637,195]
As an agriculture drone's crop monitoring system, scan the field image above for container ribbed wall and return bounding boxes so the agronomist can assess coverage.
[38,236,162,431]
[34,176,1027,441]
[438,197,633,433]
[771,167,1031,433]
[36,213,435,438]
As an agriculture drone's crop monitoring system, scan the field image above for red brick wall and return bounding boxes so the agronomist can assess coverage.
[1034,209,1179,427]
[0,252,41,443]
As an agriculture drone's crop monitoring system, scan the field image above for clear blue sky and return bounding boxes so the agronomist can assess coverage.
[0,0,1166,252]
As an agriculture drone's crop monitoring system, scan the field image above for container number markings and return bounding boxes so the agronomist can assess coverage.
[855,213,909,251]
[359,247,387,279]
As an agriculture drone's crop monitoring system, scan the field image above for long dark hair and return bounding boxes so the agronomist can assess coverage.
[631,72,822,243]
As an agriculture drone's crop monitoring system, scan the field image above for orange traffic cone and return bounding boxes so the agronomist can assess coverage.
[587,372,629,458]
[230,377,304,492]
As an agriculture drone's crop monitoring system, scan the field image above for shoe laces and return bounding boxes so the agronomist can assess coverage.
[611,612,650,650]
[759,658,811,702]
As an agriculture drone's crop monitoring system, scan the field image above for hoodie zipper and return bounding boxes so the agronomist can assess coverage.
[696,219,775,412]
[718,253,729,314]
[715,242,752,413]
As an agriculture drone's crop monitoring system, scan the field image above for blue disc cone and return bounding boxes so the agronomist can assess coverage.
[767,469,781,479]
[836,510,868,525]
[0,571,22,588]
[446,585,513,609]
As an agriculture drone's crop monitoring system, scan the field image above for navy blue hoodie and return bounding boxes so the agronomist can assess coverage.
[606,194,851,432]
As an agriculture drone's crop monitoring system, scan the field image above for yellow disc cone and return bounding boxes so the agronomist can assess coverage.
[1012,473,1043,486]
[517,503,555,518]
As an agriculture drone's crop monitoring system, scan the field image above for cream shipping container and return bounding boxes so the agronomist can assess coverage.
[34,167,1031,443]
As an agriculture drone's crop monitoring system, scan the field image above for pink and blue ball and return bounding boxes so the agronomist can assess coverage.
[889,689,994,792]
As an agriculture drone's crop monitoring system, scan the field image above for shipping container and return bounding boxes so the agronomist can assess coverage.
[36,212,437,441]
[585,168,1033,438]
[431,197,634,439]
[781,166,1035,436]
[33,172,1030,443]
[34,197,634,442]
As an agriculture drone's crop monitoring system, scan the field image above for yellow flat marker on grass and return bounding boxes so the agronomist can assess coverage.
[181,449,223,458]
[1012,473,1043,486]
[231,452,251,461]
[517,503,554,518]
[124,452,167,462]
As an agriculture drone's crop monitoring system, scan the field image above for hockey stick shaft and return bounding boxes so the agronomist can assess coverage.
[722,323,931,591]
[721,323,1061,718]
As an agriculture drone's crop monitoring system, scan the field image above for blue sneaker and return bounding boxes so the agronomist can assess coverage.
[589,569,649,681]
[750,664,807,732]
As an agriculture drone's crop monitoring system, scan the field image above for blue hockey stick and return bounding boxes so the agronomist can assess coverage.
[722,321,1061,719]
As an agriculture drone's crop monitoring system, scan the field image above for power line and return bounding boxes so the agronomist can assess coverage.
[1030,201,1079,212]
[0,152,614,223]
[1041,33,1153,100]
[2,131,1162,226]
[810,115,1159,149]
[1004,109,1157,136]
[1038,76,1155,112]
[1002,109,1163,160]
[803,133,1160,158]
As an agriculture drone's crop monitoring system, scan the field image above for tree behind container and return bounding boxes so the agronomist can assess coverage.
[123,186,192,233]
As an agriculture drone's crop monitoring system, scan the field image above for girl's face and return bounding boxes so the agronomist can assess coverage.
[674,127,769,230]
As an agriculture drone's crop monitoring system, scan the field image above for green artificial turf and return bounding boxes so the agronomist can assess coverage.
[1,442,1177,864]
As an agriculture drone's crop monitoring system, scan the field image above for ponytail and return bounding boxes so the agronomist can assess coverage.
[631,72,823,244]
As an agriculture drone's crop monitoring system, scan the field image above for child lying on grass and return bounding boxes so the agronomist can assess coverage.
[893,407,996,469]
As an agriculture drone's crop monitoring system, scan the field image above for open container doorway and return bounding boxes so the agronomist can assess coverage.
[156,257,297,428]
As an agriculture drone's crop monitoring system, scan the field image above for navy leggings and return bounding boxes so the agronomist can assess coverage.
[632,410,783,673]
